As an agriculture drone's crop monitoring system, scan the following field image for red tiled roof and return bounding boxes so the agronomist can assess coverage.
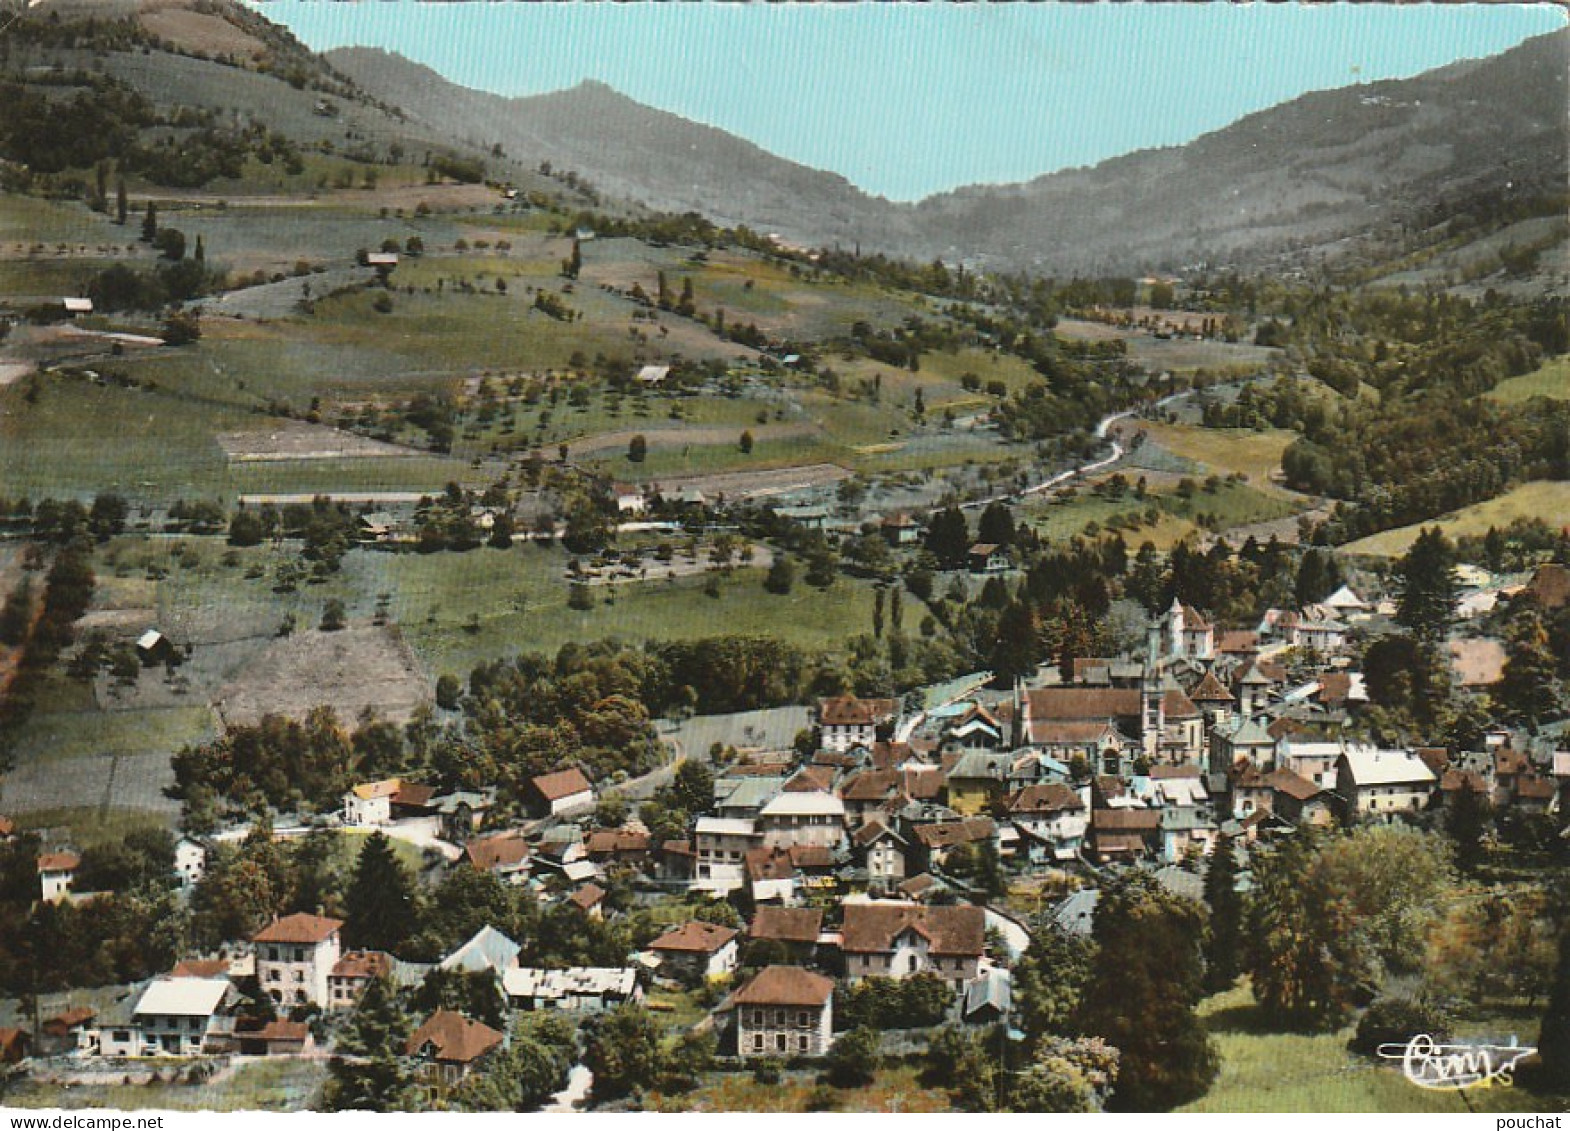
[251,1020,310,1043]
[171,959,229,979]
[332,950,393,981]
[1151,763,1201,780]
[1416,747,1452,776]
[787,844,835,869]
[819,696,898,727]
[733,965,833,1007]
[585,829,651,855]
[1090,808,1161,831]
[1006,783,1082,814]
[784,766,836,793]
[851,819,904,848]
[1189,671,1235,702]
[406,1010,504,1064]
[1494,747,1530,777]
[253,912,343,944]
[912,816,995,848]
[1162,688,1201,720]
[839,903,984,957]
[745,847,797,883]
[43,1007,94,1034]
[749,907,823,944]
[1441,769,1488,795]
[568,882,607,911]
[1266,768,1322,801]
[393,782,438,809]
[37,852,80,873]
[465,833,529,872]
[1026,688,1141,722]
[532,767,594,801]
[1217,631,1258,654]
[649,920,739,954]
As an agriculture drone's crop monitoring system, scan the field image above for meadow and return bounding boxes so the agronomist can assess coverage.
[1342,480,1570,557]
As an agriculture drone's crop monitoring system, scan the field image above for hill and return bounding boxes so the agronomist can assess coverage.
[330,29,1568,275]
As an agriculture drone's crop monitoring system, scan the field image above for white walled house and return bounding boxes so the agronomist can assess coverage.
[757,791,847,852]
[694,816,761,894]
[818,696,897,753]
[529,767,596,817]
[38,851,80,904]
[92,978,236,1058]
[173,837,207,888]
[840,902,985,990]
[253,913,344,1008]
[1336,747,1437,819]
[647,921,739,983]
[733,966,834,1060]
[342,780,400,826]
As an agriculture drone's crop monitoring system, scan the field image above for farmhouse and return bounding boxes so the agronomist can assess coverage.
[1336,747,1437,818]
[37,851,80,904]
[92,977,237,1058]
[818,695,898,753]
[647,920,740,984]
[405,1010,504,1088]
[253,912,344,1008]
[529,767,596,816]
[839,902,984,988]
[732,966,834,1060]
[328,949,393,1011]
[502,966,642,1013]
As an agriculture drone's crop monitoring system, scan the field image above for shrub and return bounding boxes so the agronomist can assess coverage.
[1350,994,1454,1056]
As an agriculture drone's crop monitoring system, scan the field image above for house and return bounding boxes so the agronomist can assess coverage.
[964,968,1012,1025]
[253,912,344,1008]
[41,1006,95,1054]
[744,846,799,905]
[173,836,207,888]
[693,816,761,894]
[733,966,834,1060]
[503,966,642,1013]
[61,296,94,317]
[584,828,652,865]
[944,751,1014,815]
[1210,716,1278,775]
[1160,805,1220,863]
[851,819,909,889]
[464,831,531,884]
[529,767,596,816]
[342,779,400,826]
[233,1019,313,1057]
[431,790,493,842]
[818,695,898,753]
[440,926,521,977]
[568,882,607,919]
[38,851,80,903]
[757,791,847,852]
[328,950,393,1011]
[910,816,996,872]
[1087,808,1162,861]
[839,902,985,989]
[1267,767,1335,826]
[94,977,236,1058]
[748,907,823,962]
[635,364,670,385]
[405,1010,504,1088]
[1161,599,1214,660]
[647,921,740,984]
[967,543,1009,574]
[1005,783,1088,862]
[1051,888,1100,937]
[881,513,922,547]
[944,703,1006,750]
[1336,747,1437,819]
[135,629,175,665]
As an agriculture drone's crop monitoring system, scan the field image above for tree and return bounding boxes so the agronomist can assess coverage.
[1496,609,1562,725]
[989,600,1039,686]
[435,673,462,711]
[88,493,128,541]
[764,554,795,595]
[1005,1036,1119,1113]
[1445,782,1492,875]
[344,832,418,952]
[1537,926,1570,1090]
[115,177,128,225]
[582,1004,665,1101]
[1014,924,1095,1040]
[324,976,414,1111]
[924,505,970,570]
[825,1025,879,1087]
[1075,874,1217,1110]
[320,598,347,632]
[628,434,647,463]
[1394,527,1459,643]
[739,430,754,454]
[161,310,202,346]
[140,201,157,243]
[978,501,1016,548]
[921,1026,998,1112]
[1202,834,1243,993]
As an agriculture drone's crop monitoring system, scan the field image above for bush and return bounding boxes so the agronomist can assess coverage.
[824,1026,879,1087]
[1350,994,1454,1056]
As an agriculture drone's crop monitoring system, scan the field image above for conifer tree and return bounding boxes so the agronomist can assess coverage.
[344,831,418,952]
[1202,834,1243,993]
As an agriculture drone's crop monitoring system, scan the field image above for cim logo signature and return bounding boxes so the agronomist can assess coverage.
[1377,1033,1537,1091]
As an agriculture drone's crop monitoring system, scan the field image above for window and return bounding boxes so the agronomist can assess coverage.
[906,954,918,974]
[798,1035,809,1051]
[753,1010,764,1026]
[268,969,281,982]
[797,1011,809,1027]
[775,1033,787,1052]
[752,1034,764,1052]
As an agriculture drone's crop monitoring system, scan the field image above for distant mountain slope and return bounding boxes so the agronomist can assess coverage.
[326,49,914,249]
[332,30,1567,275]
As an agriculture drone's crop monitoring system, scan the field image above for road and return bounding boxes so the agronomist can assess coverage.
[959,389,1191,513]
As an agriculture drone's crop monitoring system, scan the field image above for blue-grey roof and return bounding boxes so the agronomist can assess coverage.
[1051,888,1100,937]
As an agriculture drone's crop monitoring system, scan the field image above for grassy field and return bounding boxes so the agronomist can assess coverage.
[2,705,218,767]
[1137,422,1297,490]
[1485,357,1570,405]
[1184,983,1563,1113]
[5,1056,328,1111]
[1024,479,1299,548]
[651,1063,954,1113]
[1342,480,1570,557]
[11,806,174,847]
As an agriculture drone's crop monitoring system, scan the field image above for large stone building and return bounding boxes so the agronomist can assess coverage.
[253,912,344,1008]
[733,965,834,1060]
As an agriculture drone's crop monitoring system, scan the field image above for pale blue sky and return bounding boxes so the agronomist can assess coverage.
[253,2,1565,201]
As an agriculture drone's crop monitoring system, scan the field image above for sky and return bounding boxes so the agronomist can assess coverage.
[251,1,1565,202]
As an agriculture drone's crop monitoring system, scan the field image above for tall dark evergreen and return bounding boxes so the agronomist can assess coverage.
[1202,834,1243,994]
[1538,926,1570,1090]
[1394,527,1460,643]
[1075,874,1218,1110]
[977,501,1016,548]
[140,201,157,243]
[924,505,970,570]
[325,976,414,1111]
[344,832,418,952]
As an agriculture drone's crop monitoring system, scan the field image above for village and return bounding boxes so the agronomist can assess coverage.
[2,549,1566,1111]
